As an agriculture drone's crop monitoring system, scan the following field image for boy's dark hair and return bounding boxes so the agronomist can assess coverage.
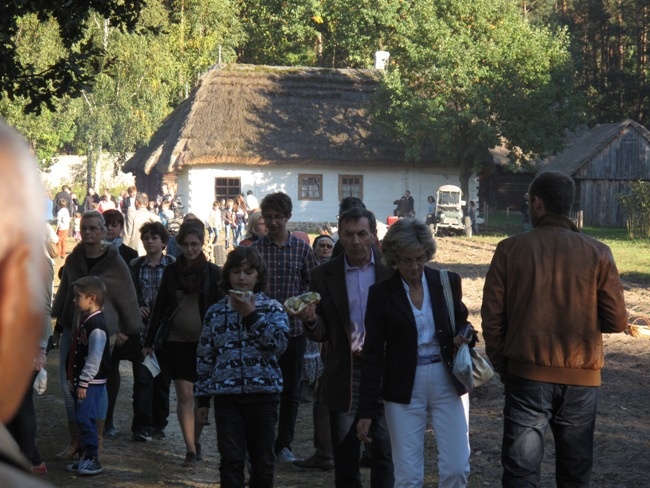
[260,192,292,217]
[72,276,106,307]
[177,220,205,245]
[338,206,377,234]
[529,171,575,216]
[338,197,365,215]
[102,209,124,228]
[139,221,170,245]
[219,246,268,294]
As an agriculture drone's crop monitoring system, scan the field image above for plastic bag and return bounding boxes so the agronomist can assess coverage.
[452,343,474,389]
[470,348,495,388]
[33,368,47,395]
[453,344,495,390]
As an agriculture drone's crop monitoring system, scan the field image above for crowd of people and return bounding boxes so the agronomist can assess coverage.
[2,114,630,488]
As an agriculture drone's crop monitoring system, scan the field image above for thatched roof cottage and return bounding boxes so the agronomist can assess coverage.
[123,64,476,225]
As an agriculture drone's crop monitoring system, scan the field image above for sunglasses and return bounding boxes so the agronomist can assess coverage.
[318,243,334,249]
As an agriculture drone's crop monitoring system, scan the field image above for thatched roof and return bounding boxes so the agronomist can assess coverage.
[123,64,410,175]
[540,119,650,175]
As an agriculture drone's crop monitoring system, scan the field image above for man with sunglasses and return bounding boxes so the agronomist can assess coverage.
[312,235,334,264]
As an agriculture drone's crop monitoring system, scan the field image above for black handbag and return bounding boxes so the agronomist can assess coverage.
[152,297,185,350]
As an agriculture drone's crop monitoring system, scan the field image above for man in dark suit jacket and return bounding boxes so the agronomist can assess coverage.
[53,185,72,218]
[298,207,394,488]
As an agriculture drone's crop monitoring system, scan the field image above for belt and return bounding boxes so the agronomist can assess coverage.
[416,354,441,366]
[352,350,363,360]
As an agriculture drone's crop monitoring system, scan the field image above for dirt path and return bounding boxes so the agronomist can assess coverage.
[36,237,650,487]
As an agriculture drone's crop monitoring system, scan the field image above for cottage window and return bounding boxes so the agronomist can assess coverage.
[299,174,322,201]
[339,175,363,200]
[215,177,241,200]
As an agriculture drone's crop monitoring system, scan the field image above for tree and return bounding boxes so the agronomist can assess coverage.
[619,181,650,239]
[373,0,580,200]
[312,0,405,68]
[0,13,77,167]
[524,0,650,125]
[168,0,244,101]
[235,0,320,65]
[235,0,407,68]
[0,1,146,113]
[72,2,180,189]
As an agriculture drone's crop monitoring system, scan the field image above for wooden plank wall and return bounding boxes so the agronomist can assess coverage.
[575,127,650,227]
[578,179,630,227]
[479,172,534,211]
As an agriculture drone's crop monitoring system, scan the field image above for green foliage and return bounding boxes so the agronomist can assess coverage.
[618,181,650,239]
[477,211,650,285]
[313,0,405,68]
[0,96,77,169]
[0,0,146,113]
[236,0,320,65]
[373,0,581,200]
[523,0,650,124]
[168,0,244,99]
[236,0,406,68]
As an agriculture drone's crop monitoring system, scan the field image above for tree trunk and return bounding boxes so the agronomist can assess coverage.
[458,157,474,213]
[86,143,93,191]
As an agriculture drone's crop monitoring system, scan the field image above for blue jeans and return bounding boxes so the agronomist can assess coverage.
[59,328,76,421]
[501,376,598,488]
[213,394,279,488]
[234,222,245,246]
[224,225,233,248]
[61,329,107,422]
[209,227,219,244]
[74,384,106,458]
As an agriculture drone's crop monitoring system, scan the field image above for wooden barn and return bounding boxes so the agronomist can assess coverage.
[540,119,650,227]
[478,147,535,212]
[122,64,478,226]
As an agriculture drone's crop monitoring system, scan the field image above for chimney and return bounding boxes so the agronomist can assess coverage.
[374,51,390,70]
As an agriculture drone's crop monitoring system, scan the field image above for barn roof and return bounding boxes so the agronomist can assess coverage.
[540,119,650,175]
[123,64,411,175]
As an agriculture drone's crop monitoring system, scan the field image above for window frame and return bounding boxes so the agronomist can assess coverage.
[298,173,323,201]
[215,177,241,201]
[338,174,363,201]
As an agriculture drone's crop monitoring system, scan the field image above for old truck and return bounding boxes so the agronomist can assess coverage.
[433,185,471,236]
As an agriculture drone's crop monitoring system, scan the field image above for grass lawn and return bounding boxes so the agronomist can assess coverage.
[476,211,650,286]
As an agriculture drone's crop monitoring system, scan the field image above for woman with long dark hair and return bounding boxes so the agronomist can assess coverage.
[143,220,223,467]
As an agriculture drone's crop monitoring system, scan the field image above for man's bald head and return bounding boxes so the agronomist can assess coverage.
[0,120,46,422]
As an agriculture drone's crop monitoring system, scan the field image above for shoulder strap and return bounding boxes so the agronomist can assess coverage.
[439,269,456,334]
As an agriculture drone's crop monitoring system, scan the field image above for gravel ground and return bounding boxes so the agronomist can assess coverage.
[34,236,650,487]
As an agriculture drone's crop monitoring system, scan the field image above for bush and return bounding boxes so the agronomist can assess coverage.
[619,181,650,239]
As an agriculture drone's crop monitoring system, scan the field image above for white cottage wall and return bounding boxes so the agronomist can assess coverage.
[182,165,475,227]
